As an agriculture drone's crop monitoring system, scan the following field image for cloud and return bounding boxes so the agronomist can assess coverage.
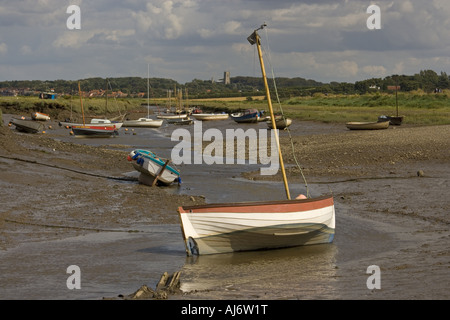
[362,65,387,78]
[20,45,32,55]
[0,0,450,83]
[132,0,189,40]
[0,42,7,54]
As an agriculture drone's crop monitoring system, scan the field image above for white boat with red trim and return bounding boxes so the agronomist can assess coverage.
[179,195,335,255]
[71,125,118,137]
[177,24,335,256]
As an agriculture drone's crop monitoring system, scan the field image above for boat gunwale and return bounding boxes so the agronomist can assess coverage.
[345,120,390,130]
[179,194,333,212]
[72,125,117,130]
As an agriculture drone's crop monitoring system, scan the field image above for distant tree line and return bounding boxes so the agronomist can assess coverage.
[1,70,449,98]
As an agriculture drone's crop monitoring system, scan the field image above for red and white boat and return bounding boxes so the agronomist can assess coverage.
[178,25,336,256]
[71,82,118,138]
[71,125,118,137]
[179,196,335,255]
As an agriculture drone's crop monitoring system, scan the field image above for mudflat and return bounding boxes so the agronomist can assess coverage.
[0,117,449,299]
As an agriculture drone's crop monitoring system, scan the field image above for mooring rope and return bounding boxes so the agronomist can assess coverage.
[0,154,135,181]
[262,28,310,198]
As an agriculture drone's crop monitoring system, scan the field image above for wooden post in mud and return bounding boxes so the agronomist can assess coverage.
[152,160,170,187]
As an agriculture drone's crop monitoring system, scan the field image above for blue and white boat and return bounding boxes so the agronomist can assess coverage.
[230,109,261,123]
[127,149,181,186]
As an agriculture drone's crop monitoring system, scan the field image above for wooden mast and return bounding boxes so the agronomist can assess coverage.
[105,78,108,118]
[147,64,150,118]
[78,81,86,126]
[249,25,291,200]
[395,77,399,117]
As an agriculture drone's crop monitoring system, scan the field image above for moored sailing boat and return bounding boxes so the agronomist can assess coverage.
[71,82,118,138]
[230,109,261,123]
[157,87,189,119]
[178,25,335,256]
[191,113,229,121]
[123,65,164,128]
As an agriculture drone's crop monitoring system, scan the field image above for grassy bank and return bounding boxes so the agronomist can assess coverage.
[0,96,145,120]
[190,91,450,125]
[1,91,449,125]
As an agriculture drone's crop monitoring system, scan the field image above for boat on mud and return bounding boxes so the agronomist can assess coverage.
[71,125,118,137]
[122,118,163,128]
[127,149,181,186]
[31,112,50,121]
[346,121,390,130]
[230,109,261,123]
[267,116,292,130]
[178,24,335,256]
[192,113,229,121]
[10,118,45,133]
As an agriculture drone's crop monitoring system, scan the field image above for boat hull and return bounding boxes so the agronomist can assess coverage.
[59,121,119,129]
[167,118,194,125]
[378,115,403,126]
[128,149,180,185]
[267,117,292,129]
[10,118,44,133]
[90,118,123,129]
[157,114,188,120]
[178,195,335,256]
[346,121,389,130]
[122,118,163,128]
[230,110,260,123]
[192,113,229,121]
[72,125,118,137]
[32,112,50,121]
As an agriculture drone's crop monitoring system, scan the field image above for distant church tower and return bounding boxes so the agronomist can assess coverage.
[223,71,230,85]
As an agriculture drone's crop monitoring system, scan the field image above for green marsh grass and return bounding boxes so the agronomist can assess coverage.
[191,92,450,125]
[1,92,449,125]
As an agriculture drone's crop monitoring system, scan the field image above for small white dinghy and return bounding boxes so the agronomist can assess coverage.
[177,24,336,256]
[32,112,50,121]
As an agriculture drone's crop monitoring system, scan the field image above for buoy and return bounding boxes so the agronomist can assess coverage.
[66,125,70,129]
[48,125,52,129]
[42,131,46,134]
[296,194,307,200]
[70,130,74,135]
[8,123,12,127]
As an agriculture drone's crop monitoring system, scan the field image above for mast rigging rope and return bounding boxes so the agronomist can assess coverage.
[262,27,310,198]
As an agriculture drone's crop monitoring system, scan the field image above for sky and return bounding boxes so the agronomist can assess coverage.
[1,0,450,84]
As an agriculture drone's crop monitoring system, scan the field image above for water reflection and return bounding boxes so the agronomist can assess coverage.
[179,243,339,299]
